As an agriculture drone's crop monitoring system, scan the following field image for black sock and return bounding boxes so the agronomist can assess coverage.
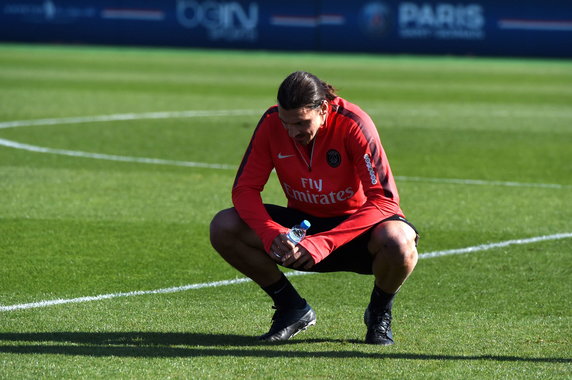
[261,273,306,310]
[369,284,396,313]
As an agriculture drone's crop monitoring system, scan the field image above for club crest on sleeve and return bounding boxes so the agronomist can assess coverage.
[326,149,341,168]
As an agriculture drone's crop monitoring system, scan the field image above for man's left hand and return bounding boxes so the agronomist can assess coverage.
[281,245,315,270]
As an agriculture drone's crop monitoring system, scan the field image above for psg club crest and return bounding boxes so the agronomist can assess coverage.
[326,149,342,168]
[360,2,392,38]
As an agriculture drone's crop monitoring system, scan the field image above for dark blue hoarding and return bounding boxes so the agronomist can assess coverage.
[0,0,571,58]
[318,1,572,56]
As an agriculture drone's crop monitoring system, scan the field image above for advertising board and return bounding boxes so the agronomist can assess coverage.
[0,0,570,57]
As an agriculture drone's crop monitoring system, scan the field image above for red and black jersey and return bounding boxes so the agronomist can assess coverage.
[232,97,403,263]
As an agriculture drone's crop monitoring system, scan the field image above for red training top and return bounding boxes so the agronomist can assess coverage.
[232,97,403,264]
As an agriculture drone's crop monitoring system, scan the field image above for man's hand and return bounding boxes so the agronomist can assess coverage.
[270,234,315,270]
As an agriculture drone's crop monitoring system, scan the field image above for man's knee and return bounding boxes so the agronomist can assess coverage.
[210,208,241,249]
[369,221,418,267]
[210,208,262,253]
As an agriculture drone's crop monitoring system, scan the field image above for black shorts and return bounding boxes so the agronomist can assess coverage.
[265,204,419,275]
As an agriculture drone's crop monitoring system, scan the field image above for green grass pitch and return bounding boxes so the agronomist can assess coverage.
[0,44,571,379]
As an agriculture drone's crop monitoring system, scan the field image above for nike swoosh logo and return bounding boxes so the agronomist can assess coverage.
[278,153,295,159]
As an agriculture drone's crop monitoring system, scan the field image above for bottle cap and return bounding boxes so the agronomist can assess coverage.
[301,220,311,230]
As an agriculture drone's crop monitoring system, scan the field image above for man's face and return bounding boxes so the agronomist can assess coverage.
[278,103,327,146]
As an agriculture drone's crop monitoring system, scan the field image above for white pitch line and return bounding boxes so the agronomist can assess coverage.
[418,232,572,259]
[0,138,235,170]
[1,232,570,312]
[394,175,569,190]
[0,109,259,129]
[0,271,310,312]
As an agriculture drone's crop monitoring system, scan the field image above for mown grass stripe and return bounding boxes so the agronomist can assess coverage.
[0,137,568,189]
[2,233,570,312]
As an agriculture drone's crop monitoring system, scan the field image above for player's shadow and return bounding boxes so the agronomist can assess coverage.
[0,332,569,363]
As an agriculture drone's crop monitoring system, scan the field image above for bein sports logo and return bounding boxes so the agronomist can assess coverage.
[177,0,258,42]
[360,1,485,40]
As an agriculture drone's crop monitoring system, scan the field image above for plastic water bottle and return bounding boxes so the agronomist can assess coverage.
[286,220,311,245]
